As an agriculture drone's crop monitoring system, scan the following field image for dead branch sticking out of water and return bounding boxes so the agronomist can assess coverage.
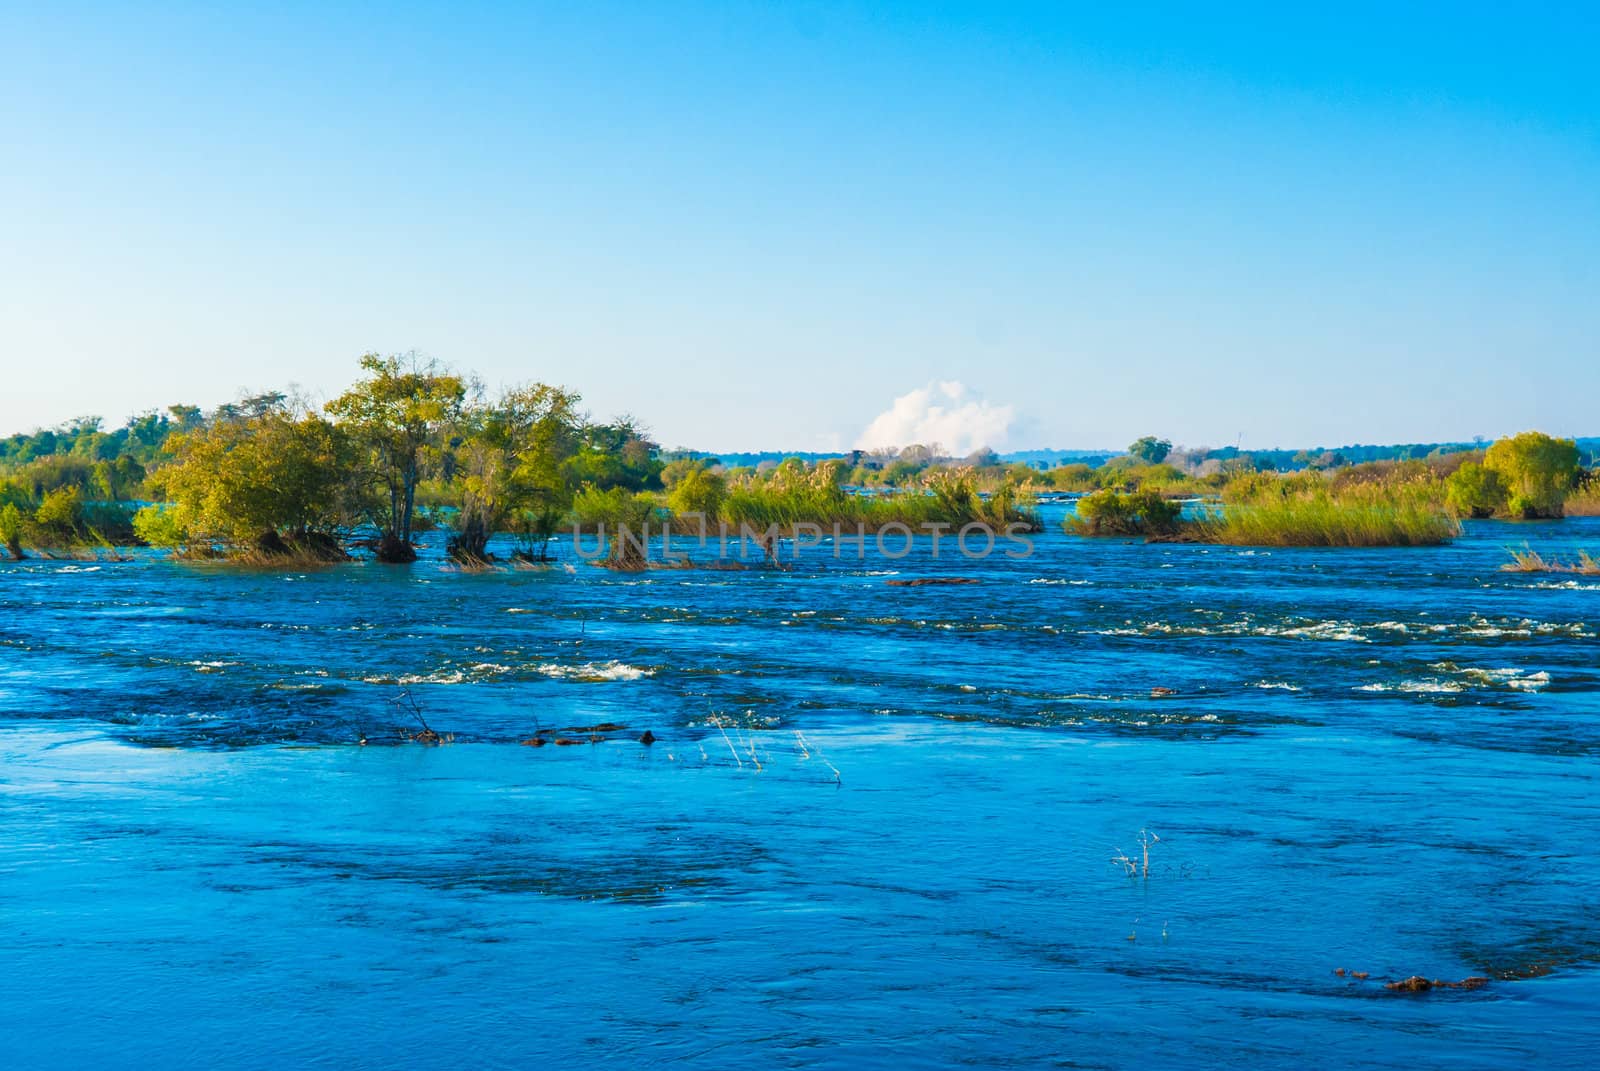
[391,688,453,745]
[1111,829,1160,879]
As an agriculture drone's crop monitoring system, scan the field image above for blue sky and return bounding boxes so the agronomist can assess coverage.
[2,2,1596,452]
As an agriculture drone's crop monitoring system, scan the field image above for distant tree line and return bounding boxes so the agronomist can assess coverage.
[2,366,1595,562]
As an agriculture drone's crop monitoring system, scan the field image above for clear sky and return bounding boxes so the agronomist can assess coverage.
[3,2,1597,453]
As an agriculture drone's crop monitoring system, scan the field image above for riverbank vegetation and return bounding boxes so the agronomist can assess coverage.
[1199,478,1461,547]
[1,362,1594,559]
[0,354,1040,563]
[1060,431,1588,547]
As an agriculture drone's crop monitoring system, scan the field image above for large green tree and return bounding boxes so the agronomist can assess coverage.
[148,405,360,556]
[561,417,664,493]
[1128,436,1173,464]
[1483,431,1579,518]
[326,353,466,562]
[448,382,583,564]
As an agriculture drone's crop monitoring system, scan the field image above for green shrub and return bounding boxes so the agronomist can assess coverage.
[1484,431,1579,518]
[35,486,83,531]
[133,505,188,548]
[1067,490,1182,536]
[0,502,23,559]
[1446,461,1508,518]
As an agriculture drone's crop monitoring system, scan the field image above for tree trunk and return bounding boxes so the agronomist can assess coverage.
[376,531,417,563]
[447,514,491,565]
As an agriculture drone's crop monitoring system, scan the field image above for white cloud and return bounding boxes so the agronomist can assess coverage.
[855,380,1015,456]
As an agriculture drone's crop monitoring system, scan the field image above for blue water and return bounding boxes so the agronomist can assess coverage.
[3,510,1599,1068]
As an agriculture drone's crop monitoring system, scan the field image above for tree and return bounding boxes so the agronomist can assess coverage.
[35,486,83,535]
[1128,437,1173,465]
[0,503,24,559]
[1483,432,1579,518]
[326,353,466,562]
[665,462,727,520]
[561,418,664,493]
[153,404,360,557]
[1445,461,1508,518]
[448,382,583,564]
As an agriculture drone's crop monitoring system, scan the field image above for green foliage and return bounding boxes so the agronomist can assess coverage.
[1219,470,1323,503]
[1102,461,1191,492]
[0,406,193,473]
[571,485,659,567]
[326,352,466,561]
[35,486,84,531]
[1483,431,1579,518]
[713,462,1038,534]
[1198,479,1458,547]
[1127,436,1173,465]
[1445,461,1508,518]
[666,462,727,519]
[561,419,664,492]
[1045,463,1097,491]
[0,502,24,559]
[132,505,187,548]
[571,485,657,528]
[154,407,359,555]
[449,382,583,563]
[1067,490,1182,536]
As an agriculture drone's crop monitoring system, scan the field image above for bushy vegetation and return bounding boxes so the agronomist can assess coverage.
[1445,461,1508,518]
[717,462,1038,535]
[1053,431,1589,547]
[0,372,1592,562]
[1066,490,1183,537]
[1482,431,1580,518]
[1065,465,1461,547]
[146,404,362,560]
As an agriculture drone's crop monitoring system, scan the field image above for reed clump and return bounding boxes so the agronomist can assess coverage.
[1560,483,1600,518]
[1502,547,1600,574]
[718,463,1040,534]
[1194,478,1459,547]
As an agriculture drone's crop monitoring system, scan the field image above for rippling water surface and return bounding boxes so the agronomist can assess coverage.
[3,509,1598,1068]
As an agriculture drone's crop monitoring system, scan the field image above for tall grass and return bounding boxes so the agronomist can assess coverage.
[1194,480,1459,547]
[1561,483,1600,517]
[1503,547,1600,574]
[717,465,1040,533]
